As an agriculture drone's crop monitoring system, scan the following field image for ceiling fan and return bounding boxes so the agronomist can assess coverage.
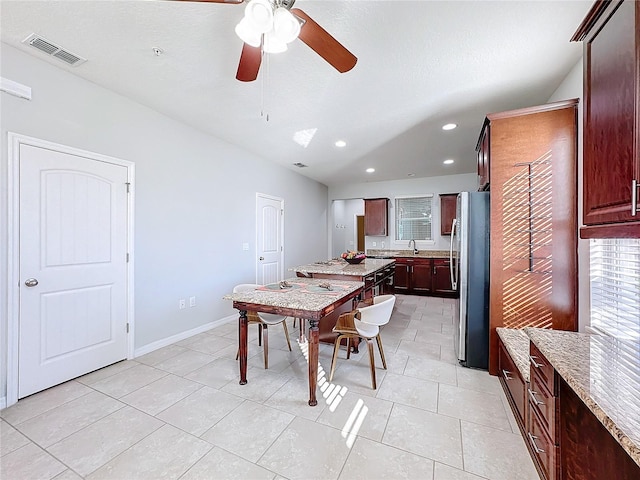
[172,0,357,82]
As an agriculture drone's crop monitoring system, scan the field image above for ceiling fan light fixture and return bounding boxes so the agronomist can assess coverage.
[273,7,301,44]
[235,18,262,48]
[263,30,288,53]
[244,0,274,34]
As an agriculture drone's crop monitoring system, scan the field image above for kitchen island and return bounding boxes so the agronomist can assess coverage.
[497,327,640,480]
[290,258,395,344]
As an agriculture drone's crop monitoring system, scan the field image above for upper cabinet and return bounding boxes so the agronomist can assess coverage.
[439,193,458,235]
[364,198,389,236]
[476,121,491,191]
[572,0,640,238]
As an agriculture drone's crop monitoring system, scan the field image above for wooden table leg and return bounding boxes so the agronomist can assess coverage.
[308,319,319,406]
[238,310,248,385]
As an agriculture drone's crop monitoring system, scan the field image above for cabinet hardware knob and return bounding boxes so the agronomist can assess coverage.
[528,388,545,406]
[502,369,513,381]
[527,432,546,454]
[529,355,544,368]
[632,179,639,216]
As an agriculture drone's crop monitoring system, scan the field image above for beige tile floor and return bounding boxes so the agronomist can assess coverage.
[0,295,539,480]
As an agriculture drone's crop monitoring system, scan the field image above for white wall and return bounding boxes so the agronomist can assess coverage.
[547,57,589,332]
[329,173,478,253]
[331,198,364,257]
[0,44,329,403]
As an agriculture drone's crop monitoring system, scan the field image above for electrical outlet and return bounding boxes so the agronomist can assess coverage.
[382,241,385,248]
[372,242,377,247]
[242,242,249,251]
[179,299,186,309]
[189,296,196,307]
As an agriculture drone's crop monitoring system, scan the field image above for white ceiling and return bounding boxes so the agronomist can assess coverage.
[1,0,590,187]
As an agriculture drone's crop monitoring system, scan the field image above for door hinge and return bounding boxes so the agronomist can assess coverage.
[281,246,283,251]
[126,323,130,333]
[126,253,130,262]
[125,182,131,193]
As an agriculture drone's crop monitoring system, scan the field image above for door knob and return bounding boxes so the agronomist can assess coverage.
[259,256,264,261]
[25,278,39,287]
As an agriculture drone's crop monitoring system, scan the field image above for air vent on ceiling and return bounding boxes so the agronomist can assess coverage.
[293,163,308,168]
[22,33,87,67]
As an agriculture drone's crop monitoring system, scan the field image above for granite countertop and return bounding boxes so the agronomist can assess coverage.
[367,249,450,259]
[525,328,640,467]
[496,327,531,382]
[223,277,363,313]
[290,258,395,276]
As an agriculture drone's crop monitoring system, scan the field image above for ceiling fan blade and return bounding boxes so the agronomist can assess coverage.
[236,43,262,82]
[290,8,357,73]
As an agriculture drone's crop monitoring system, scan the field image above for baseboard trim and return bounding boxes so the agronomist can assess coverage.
[134,314,236,358]
[0,396,6,410]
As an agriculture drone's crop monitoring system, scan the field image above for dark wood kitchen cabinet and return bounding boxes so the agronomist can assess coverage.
[572,0,640,238]
[498,339,527,433]
[394,257,456,297]
[394,257,431,294]
[485,99,579,376]
[528,343,559,480]
[439,193,458,235]
[364,198,389,236]
[432,258,455,295]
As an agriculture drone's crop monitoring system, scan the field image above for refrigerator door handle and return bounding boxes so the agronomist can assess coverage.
[449,218,457,290]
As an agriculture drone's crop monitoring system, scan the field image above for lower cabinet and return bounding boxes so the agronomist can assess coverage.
[528,342,559,480]
[498,339,527,430]
[394,257,457,297]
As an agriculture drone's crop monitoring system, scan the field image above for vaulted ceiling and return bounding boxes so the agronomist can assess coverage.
[1,0,591,186]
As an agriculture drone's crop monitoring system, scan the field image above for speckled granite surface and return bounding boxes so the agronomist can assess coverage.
[366,249,450,258]
[496,327,531,382]
[525,328,640,467]
[290,258,395,276]
[223,277,363,313]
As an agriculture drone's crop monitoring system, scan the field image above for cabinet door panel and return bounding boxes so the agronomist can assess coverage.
[440,194,458,235]
[364,198,389,236]
[583,0,639,226]
[394,263,410,293]
[432,259,455,294]
[411,261,432,293]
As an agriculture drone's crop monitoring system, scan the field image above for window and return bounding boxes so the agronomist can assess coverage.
[589,238,640,341]
[395,195,433,243]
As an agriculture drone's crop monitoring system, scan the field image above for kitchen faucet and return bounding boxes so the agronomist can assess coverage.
[408,239,418,255]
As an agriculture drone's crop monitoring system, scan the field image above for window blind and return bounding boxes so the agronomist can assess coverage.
[395,196,433,241]
[590,238,640,341]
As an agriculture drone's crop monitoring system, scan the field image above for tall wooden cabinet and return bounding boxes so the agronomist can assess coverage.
[571,0,640,238]
[483,100,579,375]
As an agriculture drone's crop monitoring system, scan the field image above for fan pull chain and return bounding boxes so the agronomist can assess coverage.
[261,48,270,122]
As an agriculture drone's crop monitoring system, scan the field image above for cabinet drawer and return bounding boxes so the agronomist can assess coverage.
[528,371,556,443]
[528,407,558,480]
[529,343,555,395]
[498,342,526,426]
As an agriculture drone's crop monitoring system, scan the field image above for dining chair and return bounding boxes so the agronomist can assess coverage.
[328,294,396,389]
[233,283,292,369]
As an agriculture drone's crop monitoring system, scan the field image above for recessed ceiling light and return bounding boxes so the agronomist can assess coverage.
[407,173,415,177]
[335,140,347,147]
[366,168,375,173]
[442,123,457,131]
[443,159,455,165]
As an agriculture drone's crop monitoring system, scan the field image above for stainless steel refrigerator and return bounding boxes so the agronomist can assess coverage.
[449,191,490,369]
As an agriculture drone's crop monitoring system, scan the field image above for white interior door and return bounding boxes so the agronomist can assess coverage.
[18,143,129,398]
[256,194,284,285]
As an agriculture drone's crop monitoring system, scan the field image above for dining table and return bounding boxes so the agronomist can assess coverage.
[223,277,364,406]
